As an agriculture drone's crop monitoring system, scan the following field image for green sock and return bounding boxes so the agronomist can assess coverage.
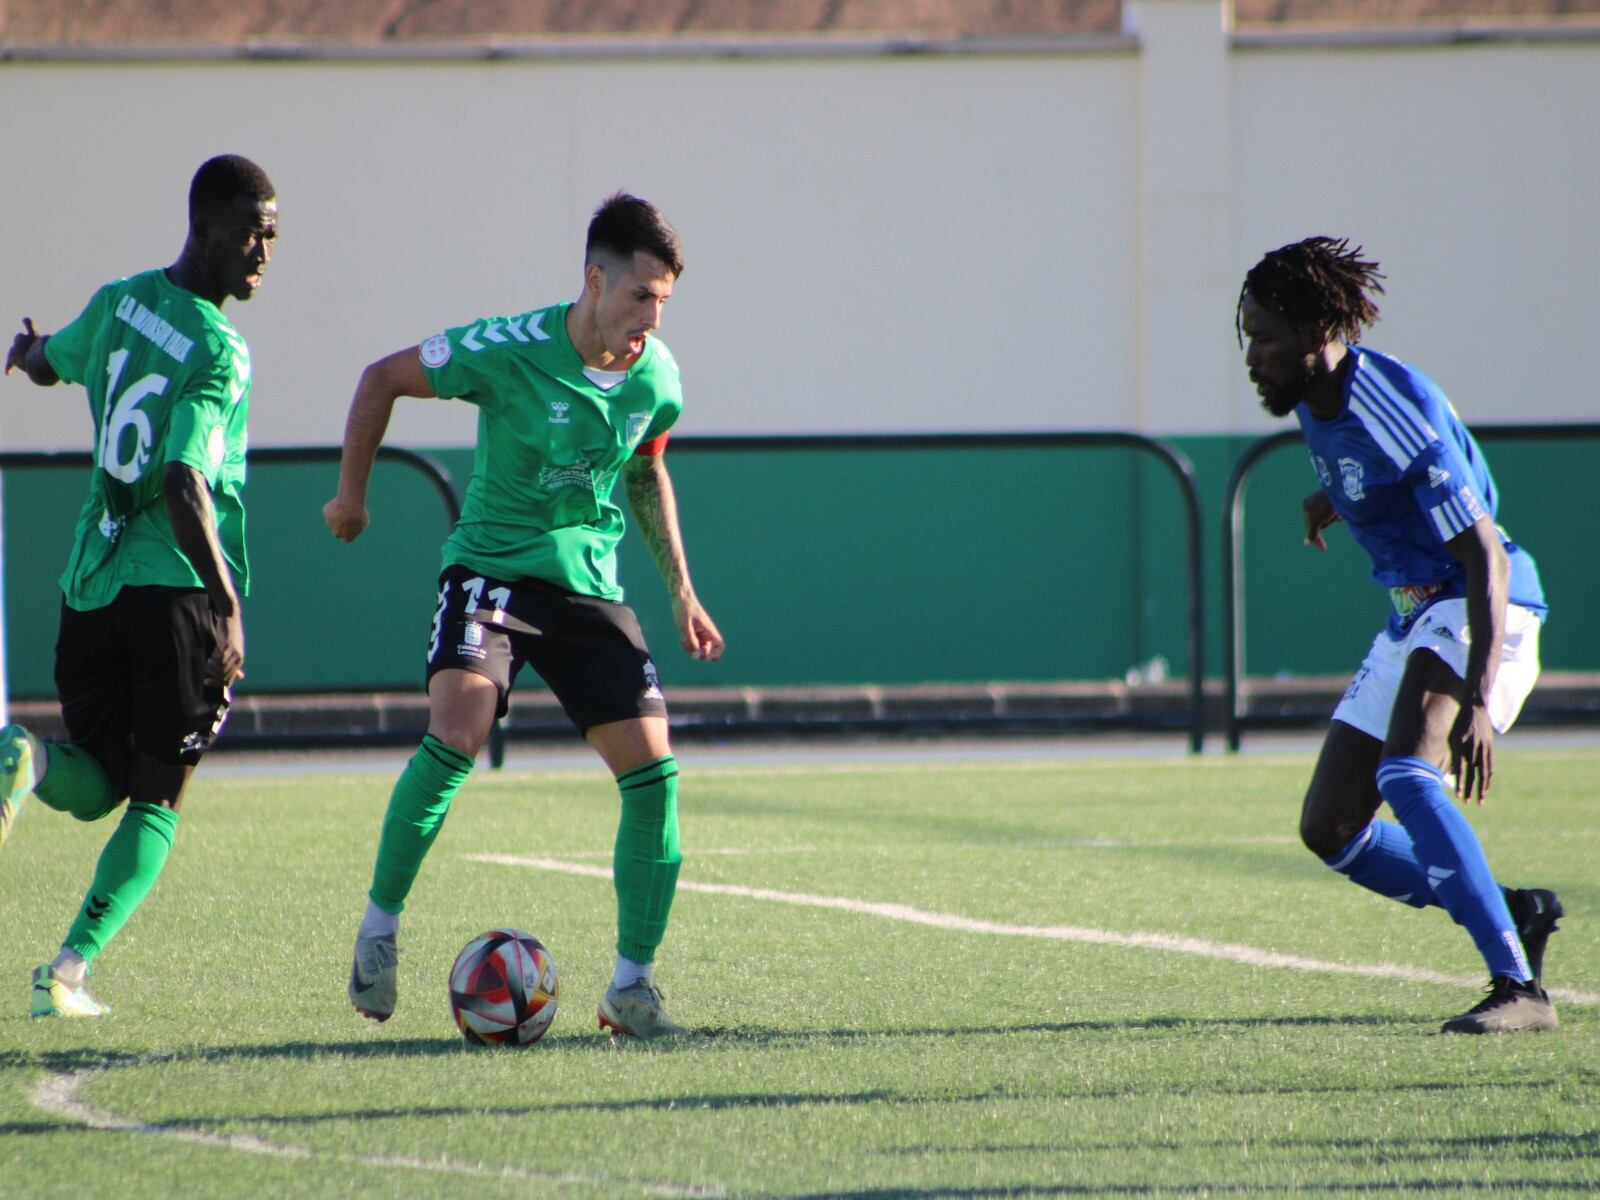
[613,756,682,964]
[368,735,474,915]
[63,801,179,962]
[34,743,119,822]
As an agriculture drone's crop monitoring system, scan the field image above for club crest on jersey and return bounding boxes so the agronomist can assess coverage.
[1338,457,1366,501]
[550,401,571,425]
[626,412,653,446]
[1312,454,1333,489]
[420,334,452,368]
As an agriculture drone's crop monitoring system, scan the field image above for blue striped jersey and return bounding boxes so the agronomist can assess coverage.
[1295,346,1545,638]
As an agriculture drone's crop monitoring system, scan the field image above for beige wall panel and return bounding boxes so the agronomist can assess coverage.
[0,54,1138,449]
[1229,42,1600,430]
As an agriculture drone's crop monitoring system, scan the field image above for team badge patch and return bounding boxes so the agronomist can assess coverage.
[1338,457,1366,501]
[420,334,452,368]
[626,412,653,446]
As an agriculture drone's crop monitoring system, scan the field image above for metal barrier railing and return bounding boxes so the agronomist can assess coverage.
[670,432,1208,752]
[1221,422,1600,750]
[3,431,1208,757]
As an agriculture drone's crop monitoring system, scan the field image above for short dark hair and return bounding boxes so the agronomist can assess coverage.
[189,154,275,224]
[1236,236,1385,347]
[585,192,684,279]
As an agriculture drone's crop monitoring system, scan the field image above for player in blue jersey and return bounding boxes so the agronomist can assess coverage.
[1236,237,1561,1034]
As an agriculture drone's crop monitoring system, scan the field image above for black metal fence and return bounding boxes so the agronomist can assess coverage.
[1,432,1208,758]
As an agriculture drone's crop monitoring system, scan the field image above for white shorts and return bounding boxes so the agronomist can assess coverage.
[1332,598,1543,741]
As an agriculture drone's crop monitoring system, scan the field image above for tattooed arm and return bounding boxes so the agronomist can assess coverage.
[624,452,725,661]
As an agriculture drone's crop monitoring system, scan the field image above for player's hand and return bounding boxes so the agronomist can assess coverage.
[1302,490,1342,551]
[323,495,370,543]
[215,600,246,686]
[672,595,725,662]
[1448,702,1495,804]
[5,318,40,375]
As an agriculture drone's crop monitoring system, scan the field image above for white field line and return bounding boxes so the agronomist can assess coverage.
[31,1068,722,1198]
[545,837,1299,859]
[551,846,821,859]
[470,853,1600,1009]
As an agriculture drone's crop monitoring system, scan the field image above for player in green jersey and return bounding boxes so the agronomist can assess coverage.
[3,155,278,1018]
[325,193,724,1040]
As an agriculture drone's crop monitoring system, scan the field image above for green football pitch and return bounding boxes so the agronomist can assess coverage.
[1,746,1596,1197]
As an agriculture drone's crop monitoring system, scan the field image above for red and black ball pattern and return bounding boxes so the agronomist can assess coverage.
[448,929,559,1046]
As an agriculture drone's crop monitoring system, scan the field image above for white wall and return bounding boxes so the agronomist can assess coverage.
[1,5,1595,452]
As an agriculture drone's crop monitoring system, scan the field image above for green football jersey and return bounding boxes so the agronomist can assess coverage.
[420,301,682,600]
[44,269,252,611]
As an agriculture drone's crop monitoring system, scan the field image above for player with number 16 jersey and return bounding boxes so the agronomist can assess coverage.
[3,155,278,1020]
[48,267,252,611]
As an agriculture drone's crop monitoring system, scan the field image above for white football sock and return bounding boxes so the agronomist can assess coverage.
[612,955,653,990]
[358,901,399,939]
[51,949,87,986]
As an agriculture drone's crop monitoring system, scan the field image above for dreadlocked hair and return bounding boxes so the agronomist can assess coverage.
[1236,237,1385,347]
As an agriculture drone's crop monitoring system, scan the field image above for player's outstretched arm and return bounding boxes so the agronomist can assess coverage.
[623,452,724,662]
[323,347,436,542]
[4,318,60,386]
[1443,514,1511,803]
[166,462,246,685]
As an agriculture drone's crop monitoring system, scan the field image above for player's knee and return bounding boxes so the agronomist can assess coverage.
[428,725,486,759]
[1299,804,1347,859]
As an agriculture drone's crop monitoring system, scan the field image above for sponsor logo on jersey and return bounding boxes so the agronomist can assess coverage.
[1313,454,1333,489]
[626,412,653,446]
[420,334,452,368]
[1427,465,1451,488]
[550,400,571,425]
[538,462,594,492]
[1390,581,1445,620]
[1338,457,1366,501]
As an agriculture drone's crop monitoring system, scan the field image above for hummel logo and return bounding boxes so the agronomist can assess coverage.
[1427,465,1451,488]
[550,401,571,425]
[85,896,110,919]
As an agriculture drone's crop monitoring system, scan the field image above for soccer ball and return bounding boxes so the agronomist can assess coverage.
[448,929,559,1046]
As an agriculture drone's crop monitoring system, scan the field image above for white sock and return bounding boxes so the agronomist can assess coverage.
[51,949,87,986]
[612,955,653,990]
[358,901,399,939]
[30,737,49,789]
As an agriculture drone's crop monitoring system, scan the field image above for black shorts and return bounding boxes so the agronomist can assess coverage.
[424,564,668,733]
[55,586,232,776]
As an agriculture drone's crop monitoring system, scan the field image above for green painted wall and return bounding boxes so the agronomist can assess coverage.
[3,433,1594,700]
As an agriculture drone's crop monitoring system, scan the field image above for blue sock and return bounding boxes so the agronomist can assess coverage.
[1323,820,1435,908]
[1376,756,1530,982]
